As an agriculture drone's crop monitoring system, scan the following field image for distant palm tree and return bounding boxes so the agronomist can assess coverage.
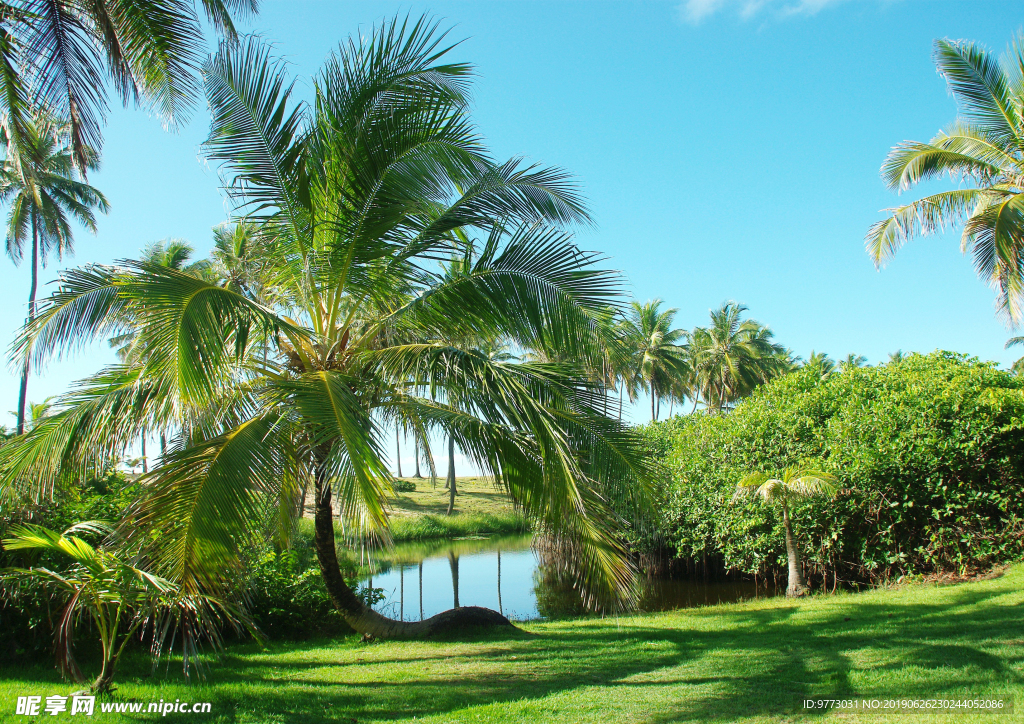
[0,0,257,172]
[1005,336,1024,374]
[804,351,836,379]
[622,300,688,421]
[840,353,868,371]
[734,467,838,597]
[1,116,107,434]
[866,37,1024,325]
[692,302,786,413]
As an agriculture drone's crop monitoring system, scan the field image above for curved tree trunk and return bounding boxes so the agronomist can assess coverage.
[783,502,808,597]
[312,462,510,638]
[412,439,422,478]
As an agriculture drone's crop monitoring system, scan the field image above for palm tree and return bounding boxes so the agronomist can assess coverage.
[804,351,836,379]
[1,0,257,173]
[839,353,868,371]
[1,115,107,435]
[691,302,786,413]
[2,521,250,692]
[866,37,1024,325]
[733,467,838,597]
[621,300,687,421]
[0,19,653,639]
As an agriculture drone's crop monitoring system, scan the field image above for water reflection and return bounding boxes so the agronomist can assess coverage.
[360,535,778,621]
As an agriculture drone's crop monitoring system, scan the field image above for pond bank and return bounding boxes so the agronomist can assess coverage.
[4,564,1020,722]
[304,476,530,542]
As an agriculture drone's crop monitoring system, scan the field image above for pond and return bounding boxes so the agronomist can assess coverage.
[358,534,778,621]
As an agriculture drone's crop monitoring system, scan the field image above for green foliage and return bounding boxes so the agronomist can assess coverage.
[387,512,528,541]
[393,480,417,493]
[245,547,383,640]
[648,352,1024,581]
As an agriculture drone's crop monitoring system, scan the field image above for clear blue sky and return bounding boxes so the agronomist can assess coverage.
[2,0,1023,432]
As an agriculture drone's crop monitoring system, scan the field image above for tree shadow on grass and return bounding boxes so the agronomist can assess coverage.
[3,584,1022,723]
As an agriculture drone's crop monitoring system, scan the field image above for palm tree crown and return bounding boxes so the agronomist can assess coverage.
[867,37,1024,325]
[0,18,653,637]
[690,302,787,413]
[621,299,687,421]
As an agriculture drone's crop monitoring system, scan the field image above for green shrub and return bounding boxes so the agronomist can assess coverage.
[245,547,383,639]
[646,352,1024,582]
[393,480,416,492]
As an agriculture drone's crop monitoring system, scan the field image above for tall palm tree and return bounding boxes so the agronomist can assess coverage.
[866,37,1024,325]
[0,19,653,638]
[621,300,687,421]
[691,302,786,413]
[2,0,257,172]
[734,467,838,597]
[1,115,107,435]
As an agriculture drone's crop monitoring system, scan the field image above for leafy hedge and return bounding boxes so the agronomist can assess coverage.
[647,352,1024,583]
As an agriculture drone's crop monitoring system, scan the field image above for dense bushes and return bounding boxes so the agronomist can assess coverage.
[647,352,1024,583]
[0,473,384,659]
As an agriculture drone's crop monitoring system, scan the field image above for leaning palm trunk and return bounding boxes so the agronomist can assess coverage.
[313,472,508,637]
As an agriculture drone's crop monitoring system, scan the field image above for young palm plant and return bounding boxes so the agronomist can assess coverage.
[0,18,653,638]
[733,467,838,597]
[2,522,248,692]
[866,37,1024,325]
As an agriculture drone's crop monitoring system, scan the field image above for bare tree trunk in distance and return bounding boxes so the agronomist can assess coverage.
[446,435,457,515]
[395,425,402,478]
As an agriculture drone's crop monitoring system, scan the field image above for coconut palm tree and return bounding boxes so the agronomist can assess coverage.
[804,350,836,380]
[1,115,107,435]
[1006,336,1024,374]
[1,0,257,173]
[866,37,1024,325]
[0,19,653,638]
[621,300,687,421]
[733,467,838,597]
[691,302,786,413]
[839,353,868,371]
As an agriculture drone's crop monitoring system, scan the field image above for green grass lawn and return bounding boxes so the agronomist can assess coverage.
[3,564,1023,722]
[328,476,529,542]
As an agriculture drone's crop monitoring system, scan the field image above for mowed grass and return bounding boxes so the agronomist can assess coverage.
[3,565,1023,722]
[354,476,528,542]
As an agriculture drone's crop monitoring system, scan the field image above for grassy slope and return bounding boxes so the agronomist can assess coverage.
[381,476,528,541]
[3,565,1023,722]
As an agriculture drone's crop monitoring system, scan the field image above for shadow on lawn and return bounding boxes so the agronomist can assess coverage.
[3,583,1022,723]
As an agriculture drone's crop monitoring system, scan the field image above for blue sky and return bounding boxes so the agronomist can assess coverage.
[2,0,1023,437]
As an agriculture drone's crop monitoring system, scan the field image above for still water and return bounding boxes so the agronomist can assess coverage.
[359,534,778,621]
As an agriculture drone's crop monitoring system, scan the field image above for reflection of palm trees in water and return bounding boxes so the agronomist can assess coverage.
[448,551,460,607]
[497,549,503,616]
[419,561,423,621]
